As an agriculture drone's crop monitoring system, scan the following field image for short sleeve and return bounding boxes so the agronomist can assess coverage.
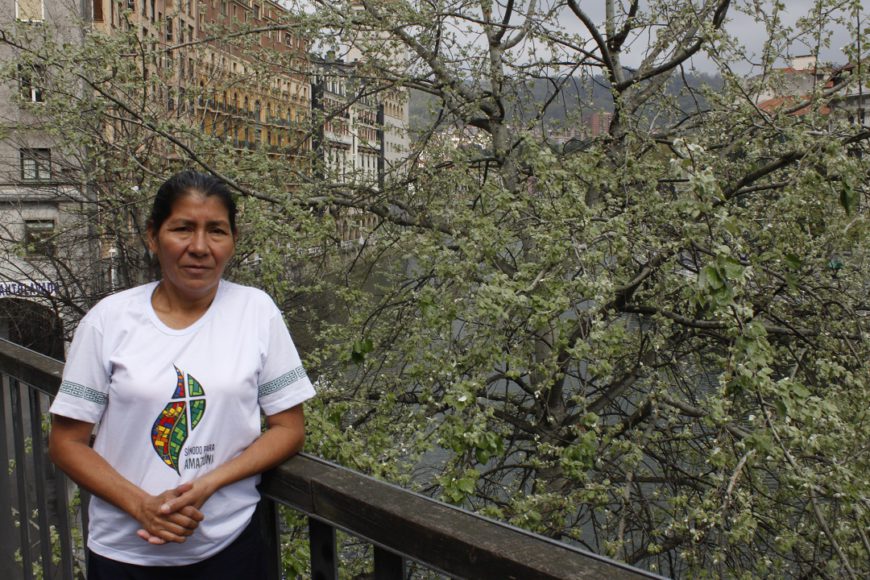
[49,318,110,424]
[257,309,315,416]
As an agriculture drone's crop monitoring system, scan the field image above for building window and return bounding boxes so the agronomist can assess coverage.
[165,17,173,42]
[24,219,55,257]
[16,0,43,21]
[20,148,51,181]
[18,64,45,103]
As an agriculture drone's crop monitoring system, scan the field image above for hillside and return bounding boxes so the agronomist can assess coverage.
[409,72,724,134]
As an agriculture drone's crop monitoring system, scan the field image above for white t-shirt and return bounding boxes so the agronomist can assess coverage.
[49,280,316,565]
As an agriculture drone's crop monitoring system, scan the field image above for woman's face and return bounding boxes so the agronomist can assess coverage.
[147,192,237,304]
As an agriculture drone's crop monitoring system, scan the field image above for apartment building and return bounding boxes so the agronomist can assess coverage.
[92,0,312,158]
[91,0,408,237]
[311,3,411,245]
[746,54,869,136]
[0,0,94,357]
[1,0,411,353]
[827,62,870,127]
[344,3,410,180]
[312,56,381,186]
[749,55,831,109]
[0,0,314,354]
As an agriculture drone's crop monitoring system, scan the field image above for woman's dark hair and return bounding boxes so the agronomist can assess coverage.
[148,170,238,234]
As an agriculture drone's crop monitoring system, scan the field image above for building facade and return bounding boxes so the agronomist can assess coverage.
[0,0,411,353]
[0,0,95,356]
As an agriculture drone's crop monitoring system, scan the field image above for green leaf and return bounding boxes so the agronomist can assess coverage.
[784,254,802,270]
[774,398,788,418]
[350,338,374,364]
[721,257,744,279]
[790,383,811,399]
[699,265,724,290]
[839,183,858,215]
[457,476,476,494]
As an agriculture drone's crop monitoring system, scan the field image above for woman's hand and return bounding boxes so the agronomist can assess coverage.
[134,483,206,545]
[145,404,306,535]
[153,478,219,519]
[51,415,203,545]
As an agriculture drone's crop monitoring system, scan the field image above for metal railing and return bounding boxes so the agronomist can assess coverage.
[0,339,79,579]
[0,338,663,579]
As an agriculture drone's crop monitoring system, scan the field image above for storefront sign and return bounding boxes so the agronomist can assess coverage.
[0,281,58,297]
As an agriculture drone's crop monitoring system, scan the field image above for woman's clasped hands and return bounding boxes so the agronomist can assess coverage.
[134,480,215,545]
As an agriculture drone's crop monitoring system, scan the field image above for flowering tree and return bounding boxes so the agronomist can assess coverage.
[1,0,867,576]
[296,1,869,577]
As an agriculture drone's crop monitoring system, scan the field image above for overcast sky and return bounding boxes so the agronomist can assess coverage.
[576,0,865,74]
[303,1,864,77]
[718,0,860,72]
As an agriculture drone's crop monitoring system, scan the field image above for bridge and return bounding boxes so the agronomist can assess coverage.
[0,338,662,579]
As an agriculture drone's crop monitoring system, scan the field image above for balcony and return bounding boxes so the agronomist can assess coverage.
[0,338,661,579]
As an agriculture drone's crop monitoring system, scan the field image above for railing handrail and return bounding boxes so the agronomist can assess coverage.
[262,454,662,579]
[0,338,63,395]
[0,337,664,579]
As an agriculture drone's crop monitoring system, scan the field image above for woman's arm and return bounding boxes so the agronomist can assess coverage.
[49,415,204,544]
[156,403,305,517]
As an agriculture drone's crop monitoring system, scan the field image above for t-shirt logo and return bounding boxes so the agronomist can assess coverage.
[150,365,207,474]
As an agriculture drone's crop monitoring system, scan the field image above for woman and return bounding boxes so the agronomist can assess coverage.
[49,170,315,578]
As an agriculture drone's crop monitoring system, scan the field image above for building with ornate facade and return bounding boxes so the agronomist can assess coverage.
[0,0,410,354]
[0,0,93,357]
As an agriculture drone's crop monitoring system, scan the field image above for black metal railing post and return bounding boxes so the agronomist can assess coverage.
[309,518,338,580]
[29,386,54,578]
[1,339,75,580]
[53,462,75,580]
[11,379,34,580]
[254,498,281,580]
[1,375,21,580]
[373,545,404,579]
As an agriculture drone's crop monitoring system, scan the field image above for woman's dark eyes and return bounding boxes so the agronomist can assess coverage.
[170,226,227,234]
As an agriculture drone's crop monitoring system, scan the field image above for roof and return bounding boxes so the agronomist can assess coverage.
[757,95,831,116]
